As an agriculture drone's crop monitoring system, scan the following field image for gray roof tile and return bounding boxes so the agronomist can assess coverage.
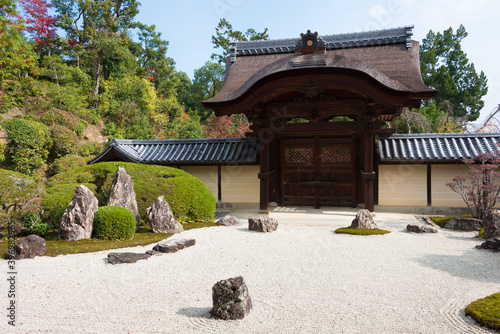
[88,138,259,165]
[378,133,500,162]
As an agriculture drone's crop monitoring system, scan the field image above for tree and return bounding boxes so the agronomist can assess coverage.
[19,0,57,56]
[447,153,500,221]
[420,25,488,121]
[191,61,225,122]
[203,114,250,138]
[211,18,269,64]
[0,0,36,83]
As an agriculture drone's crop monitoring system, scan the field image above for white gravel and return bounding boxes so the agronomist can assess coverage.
[2,211,500,334]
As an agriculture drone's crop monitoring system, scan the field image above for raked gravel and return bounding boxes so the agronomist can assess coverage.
[2,214,500,334]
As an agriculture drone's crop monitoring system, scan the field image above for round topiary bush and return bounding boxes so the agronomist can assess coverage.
[44,162,216,224]
[92,206,136,240]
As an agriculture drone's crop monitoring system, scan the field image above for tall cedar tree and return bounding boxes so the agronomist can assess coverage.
[19,0,57,55]
[420,25,488,121]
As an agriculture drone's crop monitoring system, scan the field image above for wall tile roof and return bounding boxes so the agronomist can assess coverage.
[377,133,500,163]
[88,138,259,165]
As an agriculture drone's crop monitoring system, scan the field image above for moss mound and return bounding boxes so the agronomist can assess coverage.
[466,292,500,331]
[429,215,474,228]
[43,161,215,224]
[335,227,391,235]
[92,206,136,240]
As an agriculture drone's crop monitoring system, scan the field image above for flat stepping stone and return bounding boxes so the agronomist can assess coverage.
[407,223,438,233]
[153,238,196,253]
[108,252,151,265]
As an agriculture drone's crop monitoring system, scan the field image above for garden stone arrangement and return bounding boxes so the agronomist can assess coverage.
[58,185,99,241]
[218,215,241,226]
[6,234,47,260]
[248,217,278,232]
[484,210,500,239]
[211,276,252,320]
[406,223,438,233]
[146,195,184,233]
[107,167,141,228]
[444,217,483,231]
[351,209,377,229]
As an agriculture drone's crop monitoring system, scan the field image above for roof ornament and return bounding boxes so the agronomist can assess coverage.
[295,30,326,53]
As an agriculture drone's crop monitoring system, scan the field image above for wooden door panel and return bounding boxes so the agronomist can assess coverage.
[281,136,356,208]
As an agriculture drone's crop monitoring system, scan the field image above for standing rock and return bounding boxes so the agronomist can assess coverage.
[146,196,183,233]
[211,276,252,320]
[107,167,140,228]
[248,217,278,232]
[218,215,241,226]
[483,210,500,239]
[351,209,377,229]
[5,235,47,260]
[59,185,98,241]
[407,224,438,233]
[444,217,483,231]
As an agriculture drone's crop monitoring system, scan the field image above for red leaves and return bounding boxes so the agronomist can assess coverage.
[19,0,57,47]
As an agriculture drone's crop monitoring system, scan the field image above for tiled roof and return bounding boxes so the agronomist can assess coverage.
[377,133,500,162]
[88,138,259,165]
[230,26,414,61]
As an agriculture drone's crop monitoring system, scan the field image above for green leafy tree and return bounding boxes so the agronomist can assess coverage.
[211,18,269,64]
[191,61,225,122]
[420,25,488,121]
[0,0,36,83]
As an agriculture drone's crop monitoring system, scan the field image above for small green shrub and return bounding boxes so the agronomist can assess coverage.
[78,141,103,157]
[50,125,78,158]
[334,227,391,235]
[478,227,485,239]
[466,292,500,331]
[22,212,49,237]
[92,206,136,240]
[50,154,87,175]
[2,119,52,174]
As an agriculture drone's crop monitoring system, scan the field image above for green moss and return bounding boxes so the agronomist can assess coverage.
[430,215,475,228]
[478,228,486,240]
[92,206,136,240]
[466,292,500,332]
[334,227,391,235]
[429,217,453,228]
[45,162,215,224]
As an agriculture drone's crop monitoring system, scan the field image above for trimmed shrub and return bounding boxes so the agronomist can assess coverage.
[50,154,87,175]
[92,206,136,240]
[45,162,215,223]
[50,125,78,158]
[53,205,68,230]
[2,119,52,174]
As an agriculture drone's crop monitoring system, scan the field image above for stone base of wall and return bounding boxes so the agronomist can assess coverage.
[375,205,471,216]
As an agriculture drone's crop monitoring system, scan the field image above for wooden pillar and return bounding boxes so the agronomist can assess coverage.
[258,127,271,213]
[362,124,375,212]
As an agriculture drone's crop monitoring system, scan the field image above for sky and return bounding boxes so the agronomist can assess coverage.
[136,0,499,125]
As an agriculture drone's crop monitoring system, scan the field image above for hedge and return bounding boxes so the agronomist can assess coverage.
[44,161,215,224]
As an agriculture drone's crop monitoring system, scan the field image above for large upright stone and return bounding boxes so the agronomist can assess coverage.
[107,167,140,227]
[59,185,98,241]
[351,209,377,229]
[483,210,500,239]
[444,217,483,231]
[5,235,47,260]
[211,276,252,320]
[146,196,183,233]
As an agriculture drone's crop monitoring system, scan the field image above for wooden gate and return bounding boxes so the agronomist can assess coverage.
[281,137,356,208]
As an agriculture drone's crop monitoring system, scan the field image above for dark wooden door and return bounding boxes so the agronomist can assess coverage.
[281,136,356,208]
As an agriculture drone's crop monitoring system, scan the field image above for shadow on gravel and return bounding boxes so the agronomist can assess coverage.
[177,307,212,319]
[413,248,500,283]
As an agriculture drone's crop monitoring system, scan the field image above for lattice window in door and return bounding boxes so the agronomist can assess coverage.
[284,147,313,164]
[320,146,352,164]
